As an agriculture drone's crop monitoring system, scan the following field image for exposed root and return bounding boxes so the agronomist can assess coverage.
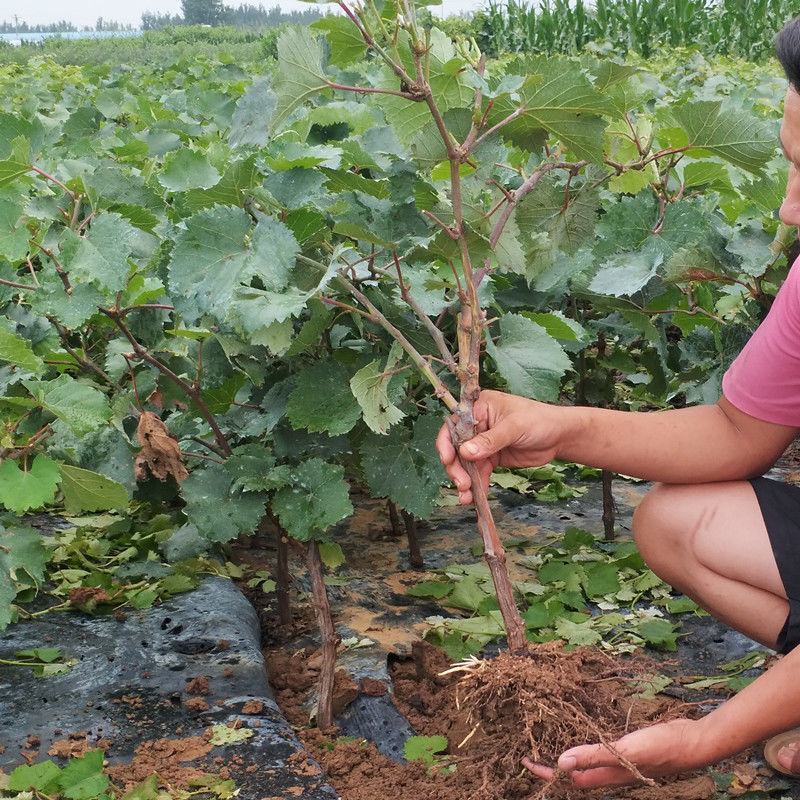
[451,643,662,799]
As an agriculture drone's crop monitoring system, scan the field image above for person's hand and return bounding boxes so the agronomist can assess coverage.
[522,719,709,790]
[435,390,573,505]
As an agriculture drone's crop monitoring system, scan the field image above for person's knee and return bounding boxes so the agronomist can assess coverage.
[633,484,692,572]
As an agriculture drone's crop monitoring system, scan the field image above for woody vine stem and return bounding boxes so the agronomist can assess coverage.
[319,0,588,652]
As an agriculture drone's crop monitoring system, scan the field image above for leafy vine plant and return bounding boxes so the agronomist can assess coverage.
[287,0,605,652]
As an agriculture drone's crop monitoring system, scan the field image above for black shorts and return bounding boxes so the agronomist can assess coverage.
[751,476,800,654]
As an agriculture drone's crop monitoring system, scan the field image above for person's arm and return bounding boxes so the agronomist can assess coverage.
[437,392,798,505]
[524,645,800,789]
[557,397,798,483]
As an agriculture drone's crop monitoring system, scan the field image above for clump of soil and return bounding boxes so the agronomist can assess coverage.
[107,735,213,790]
[267,648,357,726]
[448,644,676,798]
[184,697,209,713]
[48,732,112,759]
[185,676,210,696]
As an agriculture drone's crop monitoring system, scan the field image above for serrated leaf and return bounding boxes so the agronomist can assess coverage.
[319,541,345,570]
[0,159,30,188]
[636,617,679,651]
[58,750,109,800]
[181,465,267,543]
[404,735,448,764]
[24,375,111,435]
[58,464,129,514]
[0,196,29,263]
[360,413,444,519]
[554,617,601,646]
[273,27,328,131]
[61,213,137,294]
[208,724,254,745]
[272,458,352,541]
[674,100,776,172]
[8,761,61,793]
[0,455,61,513]
[287,361,361,435]
[0,525,48,586]
[486,314,570,401]
[489,57,614,161]
[313,16,367,68]
[350,354,405,435]
[159,149,221,192]
[230,78,277,148]
[0,320,43,373]
[583,562,621,598]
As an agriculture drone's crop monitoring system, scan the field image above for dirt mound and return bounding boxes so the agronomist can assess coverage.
[107,735,213,790]
[449,644,678,798]
[298,641,720,800]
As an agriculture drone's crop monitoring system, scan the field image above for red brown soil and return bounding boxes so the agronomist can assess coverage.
[360,677,388,697]
[266,648,357,726]
[107,735,214,790]
[241,699,265,715]
[276,641,729,800]
[184,697,209,713]
[185,676,210,696]
[48,733,113,759]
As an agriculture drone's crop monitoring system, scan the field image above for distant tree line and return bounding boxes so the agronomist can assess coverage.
[2,3,320,33]
[142,1,322,30]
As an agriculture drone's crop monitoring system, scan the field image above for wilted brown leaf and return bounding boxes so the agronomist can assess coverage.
[134,411,188,484]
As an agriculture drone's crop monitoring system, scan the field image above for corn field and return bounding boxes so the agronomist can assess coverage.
[466,0,800,58]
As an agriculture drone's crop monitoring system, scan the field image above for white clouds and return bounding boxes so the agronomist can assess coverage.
[5,0,483,29]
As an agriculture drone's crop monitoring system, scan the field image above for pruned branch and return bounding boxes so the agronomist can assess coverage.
[335,273,459,412]
[99,307,232,457]
[392,251,457,374]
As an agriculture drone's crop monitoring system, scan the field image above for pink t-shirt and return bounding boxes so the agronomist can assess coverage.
[722,258,800,427]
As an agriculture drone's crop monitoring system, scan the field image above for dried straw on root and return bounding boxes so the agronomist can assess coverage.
[450,642,658,800]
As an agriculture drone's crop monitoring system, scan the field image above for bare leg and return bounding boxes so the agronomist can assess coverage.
[633,481,789,649]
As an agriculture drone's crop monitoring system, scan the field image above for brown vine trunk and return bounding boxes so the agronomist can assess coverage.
[463,459,527,652]
[307,540,338,728]
[276,528,291,627]
[387,499,403,538]
[602,469,616,541]
[401,509,423,569]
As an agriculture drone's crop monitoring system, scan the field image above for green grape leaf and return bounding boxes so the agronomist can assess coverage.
[489,58,615,161]
[61,213,137,294]
[318,541,345,570]
[404,735,448,765]
[0,159,30,188]
[636,617,680,651]
[313,16,367,68]
[360,413,444,519]
[350,351,405,435]
[8,761,62,793]
[554,617,602,647]
[272,458,352,541]
[486,314,571,402]
[273,27,328,131]
[0,524,49,586]
[58,464,129,514]
[158,149,222,192]
[230,78,277,148]
[287,361,361,435]
[0,455,61,513]
[0,196,29,262]
[674,100,776,173]
[23,375,111,435]
[181,465,267,543]
[58,750,109,800]
[0,320,43,373]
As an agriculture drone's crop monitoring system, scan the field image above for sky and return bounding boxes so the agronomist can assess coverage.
[3,0,484,28]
